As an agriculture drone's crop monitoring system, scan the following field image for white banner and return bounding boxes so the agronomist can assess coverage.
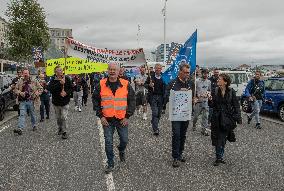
[169,90,192,121]
[67,38,146,66]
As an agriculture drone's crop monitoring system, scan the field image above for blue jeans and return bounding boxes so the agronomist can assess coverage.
[249,100,262,124]
[103,120,128,167]
[215,146,224,160]
[18,101,36,129]
[40,99,50,119]
[150,95,163,132]
[172,121,189,160]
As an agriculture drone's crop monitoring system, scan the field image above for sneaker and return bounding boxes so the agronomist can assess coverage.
[256,123,261,129]
[32,126,37,131]
[201,129,209,136]
[213,159,226,166]
[78,107,82,112]
[247,116,252,124]
[13,128,23,135]
[153,130,159,136]
[58,129,63,135]
[40,119,44,122]
[143,113,147,120]
[180,156,186,163]
[105,165,114,174]
[61,132,68,139]
[172,159,180,168]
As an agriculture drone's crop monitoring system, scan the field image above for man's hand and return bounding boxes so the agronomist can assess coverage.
[149,82,154,88]
[60,90,67,97]
[101,117,109,127]
[120,118,128,127]
[193,97,198,104]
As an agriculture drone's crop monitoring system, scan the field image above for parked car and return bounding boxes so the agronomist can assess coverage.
[241,77,284,121]
[0,86,18,121]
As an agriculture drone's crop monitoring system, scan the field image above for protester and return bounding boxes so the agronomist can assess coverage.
[164,63,193,167]
[244,70,265,129]
[208,68,220,125]
[145,63,166,136]
[192,68,211,136]
[92,63,135,174]
[209,73,242,166]
[11,69,22,116]
[134,66,148,120]
[13,69,42,135]
[39,73,50,122]
[81,74,89,106]
[48,65,72,139]
[119,67,131,82]
[72,75,83,112]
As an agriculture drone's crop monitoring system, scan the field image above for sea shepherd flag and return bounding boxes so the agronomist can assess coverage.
[162,30,197,84]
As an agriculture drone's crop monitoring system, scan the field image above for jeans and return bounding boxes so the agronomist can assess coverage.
[172,121,189,160]
[18,101,36,129]
[249,100,262,124]
[40,99,50,119]
[215,146,224,160]
[103,120,128,167]
[73,91,83,109]
[150,95,163,132]
[53,104,69,133]
[193,102,209,129]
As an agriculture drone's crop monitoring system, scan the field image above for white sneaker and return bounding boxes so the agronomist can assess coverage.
[143,113,147,120]
[78,107,82,112]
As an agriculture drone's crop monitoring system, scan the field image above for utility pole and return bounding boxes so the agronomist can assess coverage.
[162,0,168,65]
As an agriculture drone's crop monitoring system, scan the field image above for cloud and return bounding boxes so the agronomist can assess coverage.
[1,0,284,67]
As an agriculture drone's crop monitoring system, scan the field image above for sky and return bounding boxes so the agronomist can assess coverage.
[1,0,284,67]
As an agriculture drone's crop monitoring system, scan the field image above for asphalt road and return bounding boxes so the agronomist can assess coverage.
[0,100,283,191]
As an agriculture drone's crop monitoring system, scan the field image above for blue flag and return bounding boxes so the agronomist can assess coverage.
[162,30,197,84]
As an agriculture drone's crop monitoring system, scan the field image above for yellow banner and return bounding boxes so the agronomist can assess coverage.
[45,57,108,76]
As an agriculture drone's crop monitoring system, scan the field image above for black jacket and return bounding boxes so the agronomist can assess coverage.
[209,87,242,146]
[48,76,72,106]
[145,74,166,104]
[92,78,136,121]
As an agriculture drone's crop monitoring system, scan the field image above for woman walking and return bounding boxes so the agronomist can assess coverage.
[209,73,242,166]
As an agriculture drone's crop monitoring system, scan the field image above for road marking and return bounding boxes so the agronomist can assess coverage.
[97,118,116,191]
[0,124,10,133]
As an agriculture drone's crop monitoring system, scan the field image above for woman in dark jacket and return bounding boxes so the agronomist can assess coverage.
[209,73,242,166]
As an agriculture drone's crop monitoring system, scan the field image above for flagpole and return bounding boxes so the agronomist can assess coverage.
[163,0,167,66]
[137,24,141,48]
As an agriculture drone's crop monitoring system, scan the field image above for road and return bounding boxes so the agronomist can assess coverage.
[0,100,283,191]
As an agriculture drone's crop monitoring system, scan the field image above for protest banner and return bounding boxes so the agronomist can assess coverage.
[45,57,108,76]
[169,90,192,121]
[66,38,146,66]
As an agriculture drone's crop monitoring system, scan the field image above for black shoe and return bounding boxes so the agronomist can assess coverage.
[105,165,114,174]
[153,130,159,136]
[32,126,37,131]
[256,123,261,129]
[58,128,63,135]
[40,119,44,122]
[61,132,68,139]
[213,159,226,166]
[13,128,23,135]
[180,156,186,163]
[172,159,180,168]
[247,116,252,124]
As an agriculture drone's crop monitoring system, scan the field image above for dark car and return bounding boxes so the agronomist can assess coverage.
[241,77,284,121]
[0,86,17,121]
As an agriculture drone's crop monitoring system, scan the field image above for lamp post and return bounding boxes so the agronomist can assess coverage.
[162,0,168,65]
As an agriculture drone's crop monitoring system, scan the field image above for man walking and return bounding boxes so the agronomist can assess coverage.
[164,63,193,167]
[145,63,166,136]
[245,70,265,129]
[13,69,42,135]
[192,68,211,136]
[48,65,72,139]
[39,73,50,122]
[208,69,219,125]
[92,63,135,174]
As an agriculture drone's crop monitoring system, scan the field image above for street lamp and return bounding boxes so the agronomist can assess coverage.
[162,0,168,65]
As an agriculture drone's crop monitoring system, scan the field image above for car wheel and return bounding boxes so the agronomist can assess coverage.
[278,104,284,122]
[242,99,250,113]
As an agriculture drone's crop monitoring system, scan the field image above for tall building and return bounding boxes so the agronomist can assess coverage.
[0,16,8,49]
[49,28,72,52]
[155,42,182,64]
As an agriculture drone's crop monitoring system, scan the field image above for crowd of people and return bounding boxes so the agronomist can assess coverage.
[9,63,266,173]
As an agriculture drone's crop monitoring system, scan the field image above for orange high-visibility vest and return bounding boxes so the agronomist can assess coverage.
[100,78,128,119]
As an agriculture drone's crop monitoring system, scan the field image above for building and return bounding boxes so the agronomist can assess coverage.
[236,64,251,71]
[0,16,8,49]
[155,42,182,64]
[144,51,156,62]
[49,28,72,52]
[260,64,284,71]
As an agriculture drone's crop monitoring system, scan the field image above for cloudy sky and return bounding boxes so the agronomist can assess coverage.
[1,0,284,67]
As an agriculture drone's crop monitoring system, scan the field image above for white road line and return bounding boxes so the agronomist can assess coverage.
[97,118,116,191]
[0,124,11,133]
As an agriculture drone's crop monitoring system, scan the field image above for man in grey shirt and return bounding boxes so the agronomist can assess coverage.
[193,68,211,136]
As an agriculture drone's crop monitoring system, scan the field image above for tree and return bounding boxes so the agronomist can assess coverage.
[5,0,50,62]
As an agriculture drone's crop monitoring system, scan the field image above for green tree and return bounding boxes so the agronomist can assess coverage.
[5,0,50,62]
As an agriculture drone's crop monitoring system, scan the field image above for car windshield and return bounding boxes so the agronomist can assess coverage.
[226,73,248,84]
[265,79,284,91]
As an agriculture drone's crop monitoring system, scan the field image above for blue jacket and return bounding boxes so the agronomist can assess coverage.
[244,79,265,99]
